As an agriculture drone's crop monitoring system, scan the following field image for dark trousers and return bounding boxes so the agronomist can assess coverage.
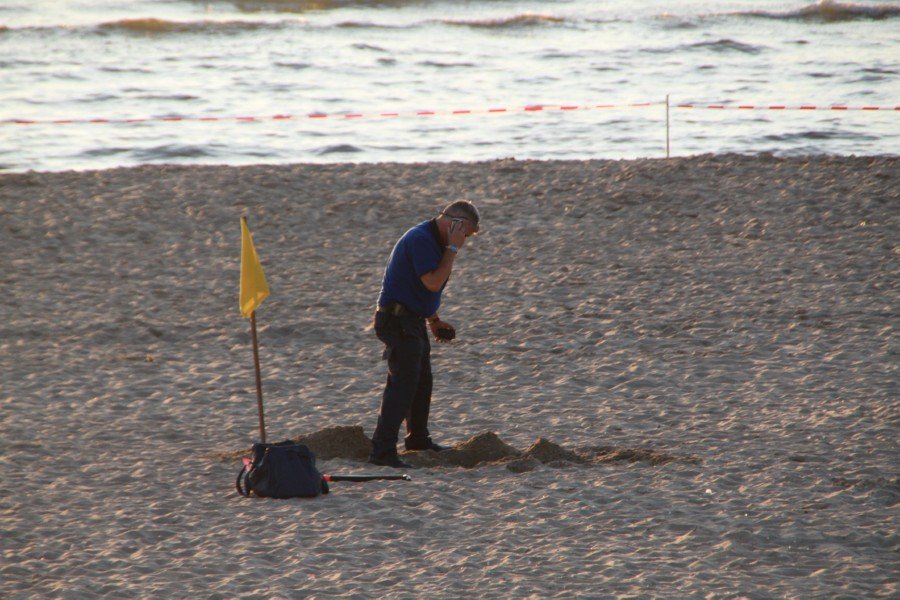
[371,311,433,457]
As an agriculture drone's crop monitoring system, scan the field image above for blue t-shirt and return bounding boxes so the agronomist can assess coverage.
[377,220,445,318]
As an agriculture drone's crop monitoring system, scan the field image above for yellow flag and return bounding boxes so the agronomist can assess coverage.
[240,217,269,318]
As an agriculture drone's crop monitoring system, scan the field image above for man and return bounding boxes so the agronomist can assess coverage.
[369,200,481,468]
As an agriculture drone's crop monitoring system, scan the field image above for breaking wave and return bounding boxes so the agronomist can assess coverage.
[0,18,291,35]
[731,0,900,22]
[3,15,569,36]
[642,38,766,56]
[98,17,285,34]
[316,144,363,155]
[132,144,216,160]
[231,0,424,13]
[441,14,567,29]
[333,20,411,29]
[762,130,879,142]
[686,38,765,55]
[4,2,897,38]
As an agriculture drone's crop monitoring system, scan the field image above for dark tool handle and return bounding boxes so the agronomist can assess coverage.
[324,474,412,482]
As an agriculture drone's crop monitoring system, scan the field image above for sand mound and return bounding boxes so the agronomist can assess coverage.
[210,424,372,462]
[588,446,696,466]
[411,431,522,468]
[216,427,694,470]
[292,425,372,461]
[523,438,587,464]
[406,431,696,469]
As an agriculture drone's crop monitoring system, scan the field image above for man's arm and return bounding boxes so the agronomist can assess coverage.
[420,249,456,293]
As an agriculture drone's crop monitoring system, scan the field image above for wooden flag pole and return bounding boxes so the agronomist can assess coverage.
[241,215,270,444]
[250,310,267,443]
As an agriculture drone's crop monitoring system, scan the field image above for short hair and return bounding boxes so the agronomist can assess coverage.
[441,200,481,229]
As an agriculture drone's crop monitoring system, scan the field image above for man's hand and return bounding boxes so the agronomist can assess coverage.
[448,219,467,248]
[421,216,474,293]
[429,318,456,343]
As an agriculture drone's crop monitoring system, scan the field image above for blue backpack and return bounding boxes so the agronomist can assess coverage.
[236,441,329,498]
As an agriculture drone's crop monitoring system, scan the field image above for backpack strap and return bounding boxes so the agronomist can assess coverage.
[235,457,253,497]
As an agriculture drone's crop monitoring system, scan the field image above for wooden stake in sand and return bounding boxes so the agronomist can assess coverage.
[239,216,271,443]
[666,94,671,159]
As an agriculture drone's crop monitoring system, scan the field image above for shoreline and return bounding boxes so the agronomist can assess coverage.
[2,150,899,177]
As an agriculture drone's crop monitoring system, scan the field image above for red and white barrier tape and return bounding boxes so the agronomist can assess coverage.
[0,102,661,126]
[2,101,896,126]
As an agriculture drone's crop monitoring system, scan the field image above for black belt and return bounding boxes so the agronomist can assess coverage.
[377,302,418,318]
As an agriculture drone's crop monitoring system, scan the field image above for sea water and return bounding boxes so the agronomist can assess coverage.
[0,0,898,172]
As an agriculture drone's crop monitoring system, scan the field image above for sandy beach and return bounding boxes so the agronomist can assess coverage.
[1,154,897,598]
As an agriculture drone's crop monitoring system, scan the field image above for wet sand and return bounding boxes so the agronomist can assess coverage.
[1,154,897,597]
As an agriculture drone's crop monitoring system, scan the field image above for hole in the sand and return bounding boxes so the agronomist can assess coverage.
[212,426,699,471]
